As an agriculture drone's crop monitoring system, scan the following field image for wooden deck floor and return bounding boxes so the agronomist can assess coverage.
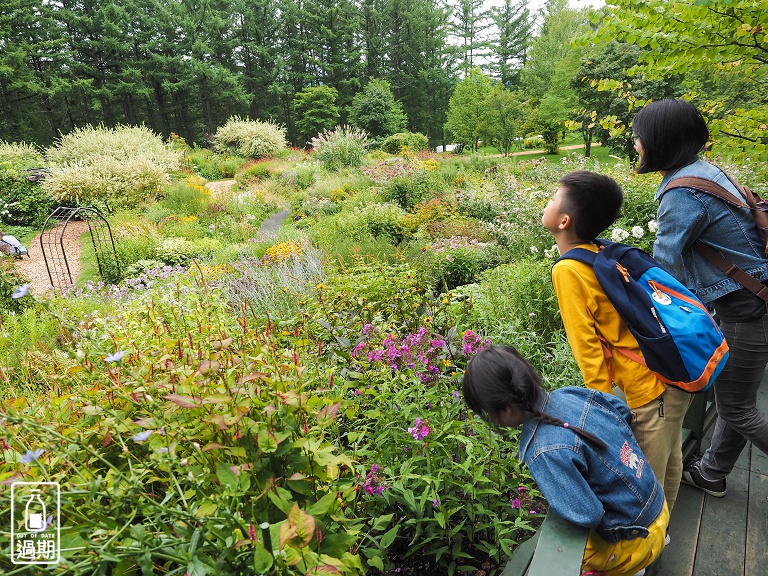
[652,371,768,576]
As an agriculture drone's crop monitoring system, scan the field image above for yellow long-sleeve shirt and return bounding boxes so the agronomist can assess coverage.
[552,243,667,409]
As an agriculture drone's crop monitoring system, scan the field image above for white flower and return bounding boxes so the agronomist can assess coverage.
[648,220,658,233]
[530,245,539,254]
[544,244,560,259]
[632,226,645,239]
[611,227,629,242]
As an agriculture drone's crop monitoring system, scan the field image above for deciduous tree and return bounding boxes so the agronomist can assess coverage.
[592,0,768,157]
[445,67,493,151]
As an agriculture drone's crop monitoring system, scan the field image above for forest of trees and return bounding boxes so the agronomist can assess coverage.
[0,0,537,147]
[1,0,765,156]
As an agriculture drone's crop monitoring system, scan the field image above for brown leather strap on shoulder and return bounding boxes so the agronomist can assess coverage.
[693,241,768,303]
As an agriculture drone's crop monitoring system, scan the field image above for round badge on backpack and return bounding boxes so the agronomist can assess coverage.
[652,291,672,306]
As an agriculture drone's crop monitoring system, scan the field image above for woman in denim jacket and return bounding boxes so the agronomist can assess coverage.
[463,345,668,576]
[633,98,768,498]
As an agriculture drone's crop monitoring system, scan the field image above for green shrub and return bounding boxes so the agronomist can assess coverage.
[236,161,272,184]
[522,136,545,149]
[188,147,246,179]
[381,132,429,155]
[122,259,168,278]
[42,125,181,211]
[113,220,162,270]
[0,141,54,227]
[462,258,563,342]
[214,116,288,159]
[157,178,213,218]
[341,203,408,244]
[311,126,368,171]
[420,237,511,290]
[380,171,432,211]
[156,236,198,265]
[0,259,33,314]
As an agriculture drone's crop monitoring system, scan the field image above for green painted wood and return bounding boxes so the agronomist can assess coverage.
[501,532,539,576]
[682,389,716,459]
[526,513,588,576]
[746,471,768,575]
[652,484,703,576]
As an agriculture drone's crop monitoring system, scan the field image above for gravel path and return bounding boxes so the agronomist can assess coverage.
[14,220,91,297]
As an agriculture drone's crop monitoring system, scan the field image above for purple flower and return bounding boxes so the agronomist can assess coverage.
[351,342,366,356]
[11,284,31,299]
[371,463,378,474]
[432,498,440,508]
[408,418,430,440]
[105,351,126,363]
[132,430,152,442]
[21,448,45,463]
[510,498,522,509]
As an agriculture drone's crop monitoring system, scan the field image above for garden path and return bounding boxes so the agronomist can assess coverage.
[14,220,91,297]
[494,143,601,157]
[13,179,287,297]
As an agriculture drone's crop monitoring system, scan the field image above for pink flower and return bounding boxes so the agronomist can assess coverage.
[510,498,522,509]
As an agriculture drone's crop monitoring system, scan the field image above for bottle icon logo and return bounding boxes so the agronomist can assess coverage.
[24,489,47,532]
[10,482,60,565]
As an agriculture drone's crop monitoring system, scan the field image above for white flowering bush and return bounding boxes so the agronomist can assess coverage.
[42,125,181,210]
[310,126,368,171]
[213,116,288,159]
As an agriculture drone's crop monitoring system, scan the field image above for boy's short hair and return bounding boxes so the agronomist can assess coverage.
[632,98,709,174]
[558,171,623,242]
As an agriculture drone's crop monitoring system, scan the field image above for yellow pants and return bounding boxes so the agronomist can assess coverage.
[581,502,669,576]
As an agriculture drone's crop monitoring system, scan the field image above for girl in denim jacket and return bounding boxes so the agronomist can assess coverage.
[463,345,668,576]
[633,98,768,498]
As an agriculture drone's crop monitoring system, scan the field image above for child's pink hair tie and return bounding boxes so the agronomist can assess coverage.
[563,422,569,428]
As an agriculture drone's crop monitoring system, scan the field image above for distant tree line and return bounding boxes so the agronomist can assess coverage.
[0,0,533,148]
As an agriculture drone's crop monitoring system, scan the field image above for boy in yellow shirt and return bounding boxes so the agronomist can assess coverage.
[544,170,691,514]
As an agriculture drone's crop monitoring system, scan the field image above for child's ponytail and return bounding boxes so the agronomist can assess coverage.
[463,345,607,450]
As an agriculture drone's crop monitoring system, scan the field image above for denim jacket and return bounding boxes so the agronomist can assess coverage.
[519,387,665,543]
[653,158,768,303]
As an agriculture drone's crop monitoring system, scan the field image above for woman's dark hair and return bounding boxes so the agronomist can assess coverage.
[558,171,623,242]
[462,345,607,449]
[632,98,709,174]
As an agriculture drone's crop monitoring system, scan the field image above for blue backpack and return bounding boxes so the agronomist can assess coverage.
[557,239,729,393]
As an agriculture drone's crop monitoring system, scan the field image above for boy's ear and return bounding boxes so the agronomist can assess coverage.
[557,212,572,230]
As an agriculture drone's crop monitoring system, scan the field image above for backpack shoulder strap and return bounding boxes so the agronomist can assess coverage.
[555,247,598,267]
